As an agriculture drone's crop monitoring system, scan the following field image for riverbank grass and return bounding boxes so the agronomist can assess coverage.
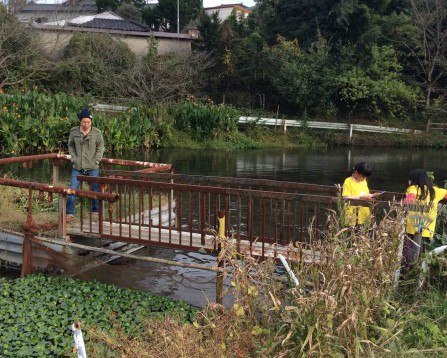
[86,204,446,357]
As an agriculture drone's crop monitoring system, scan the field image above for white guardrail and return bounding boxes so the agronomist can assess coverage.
[239,116,424,138]
[90,104,424,138]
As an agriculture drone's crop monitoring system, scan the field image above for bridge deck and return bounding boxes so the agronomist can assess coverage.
[68,221,318,262]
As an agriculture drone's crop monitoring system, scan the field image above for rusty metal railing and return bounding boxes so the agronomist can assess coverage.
[102,170,406,201]
[0,153,173,235]
[1,154,419,261]
[77,174,400,259]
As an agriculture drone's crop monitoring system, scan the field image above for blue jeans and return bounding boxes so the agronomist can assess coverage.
[66,168,100,215]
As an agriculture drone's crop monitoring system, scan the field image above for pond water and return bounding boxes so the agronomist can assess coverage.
[2,147,447,306]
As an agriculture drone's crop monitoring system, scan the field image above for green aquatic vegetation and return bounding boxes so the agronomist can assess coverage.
[0,274,195,357]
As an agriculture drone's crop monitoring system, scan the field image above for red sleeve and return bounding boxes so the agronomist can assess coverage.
[405,193,416,203]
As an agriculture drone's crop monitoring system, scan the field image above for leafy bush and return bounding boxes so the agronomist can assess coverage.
[0,91,172,154]
[0,91,87,154]
[170,100,240,140]
[336,45,420,120]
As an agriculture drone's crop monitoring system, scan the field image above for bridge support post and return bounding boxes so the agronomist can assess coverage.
[216,210,225,305]
[21,189,35,277]
[52,159,60,185]
[58,194,68,240]
[21,235,33,277]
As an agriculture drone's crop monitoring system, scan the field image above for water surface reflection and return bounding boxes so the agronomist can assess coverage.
[2,147,447,306]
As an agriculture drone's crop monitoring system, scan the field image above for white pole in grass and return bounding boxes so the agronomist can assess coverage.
[278,254,300,288]
[72,321,87,358]
[419,245,447,287]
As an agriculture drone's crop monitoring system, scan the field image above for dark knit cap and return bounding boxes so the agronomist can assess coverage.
[78,109,93,120]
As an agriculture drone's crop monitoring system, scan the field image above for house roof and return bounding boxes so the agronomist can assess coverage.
[32,23,193,40]
[60,0,97,12]
[71,18,149,32]
[19,4,62,12]
[43,11,122,27]
[204,3,251,13]
[20,0,97,13]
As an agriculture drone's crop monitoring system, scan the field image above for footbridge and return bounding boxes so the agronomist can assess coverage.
[0,153,403,268]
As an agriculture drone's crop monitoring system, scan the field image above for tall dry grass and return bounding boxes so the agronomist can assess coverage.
[86,203,409,357]
[0,174,58,231]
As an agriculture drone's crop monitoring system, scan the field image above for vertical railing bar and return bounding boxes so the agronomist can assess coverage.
[158,191,162,243]
[119,185,123,237]
[209,192,213,232]
[213,193,218,231]
[109,185,113,237]
[270,198,273,243]
[247,197,253,254]
[189,191,193,247]
[225,194,230,238]
[293,200,298,245]
[300,202,305,242]
[168,187,172,244]
[317,201,322,240]
[80,180,84,232]
[287,200,291,244]
[89,198,93,234]
[138,187,143,240]
[237,196,241,253]
[128,185,132,239]
[281,198,285,246]
[274,200,278,246]
[260,197,265,259]
[98,184,104,237]
[133,185,137,223]
[200,192,206,246]
[148,188,153,241]
[178,191,183,245]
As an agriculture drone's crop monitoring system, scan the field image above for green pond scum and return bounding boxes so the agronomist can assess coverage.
[0,274,196,357]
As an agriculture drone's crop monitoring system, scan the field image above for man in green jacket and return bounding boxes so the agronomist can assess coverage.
[66,108,104,220]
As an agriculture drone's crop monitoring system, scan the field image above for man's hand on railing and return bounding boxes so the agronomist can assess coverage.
[56,153,71,160]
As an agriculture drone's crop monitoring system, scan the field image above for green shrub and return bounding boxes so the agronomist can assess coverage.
[170,100,240,140]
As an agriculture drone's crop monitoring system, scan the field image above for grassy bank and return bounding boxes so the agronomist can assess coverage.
[163,128,447,150]
[86,204,447,357]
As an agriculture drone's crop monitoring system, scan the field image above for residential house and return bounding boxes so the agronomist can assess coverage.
[204,3,251,21]
[32,11,193,59]
[17,0,97,24]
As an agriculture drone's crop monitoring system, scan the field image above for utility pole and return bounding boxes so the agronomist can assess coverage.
[177,0,180,33]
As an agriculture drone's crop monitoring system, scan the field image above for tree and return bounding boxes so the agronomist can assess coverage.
[124,39,213,105]
[53,32,136,96]
[116,3,142,22]
[265,35,336,115]
[0,12,50,88]
[335,45,419,119]
[408,0,447,129]
[142,0,202,32]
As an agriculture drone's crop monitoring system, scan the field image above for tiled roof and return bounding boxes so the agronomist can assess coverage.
[205,4,251,11]
[20,4,61,12]
[71,18,150,32]
[61,0,97,11]
[19,0,97,13]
